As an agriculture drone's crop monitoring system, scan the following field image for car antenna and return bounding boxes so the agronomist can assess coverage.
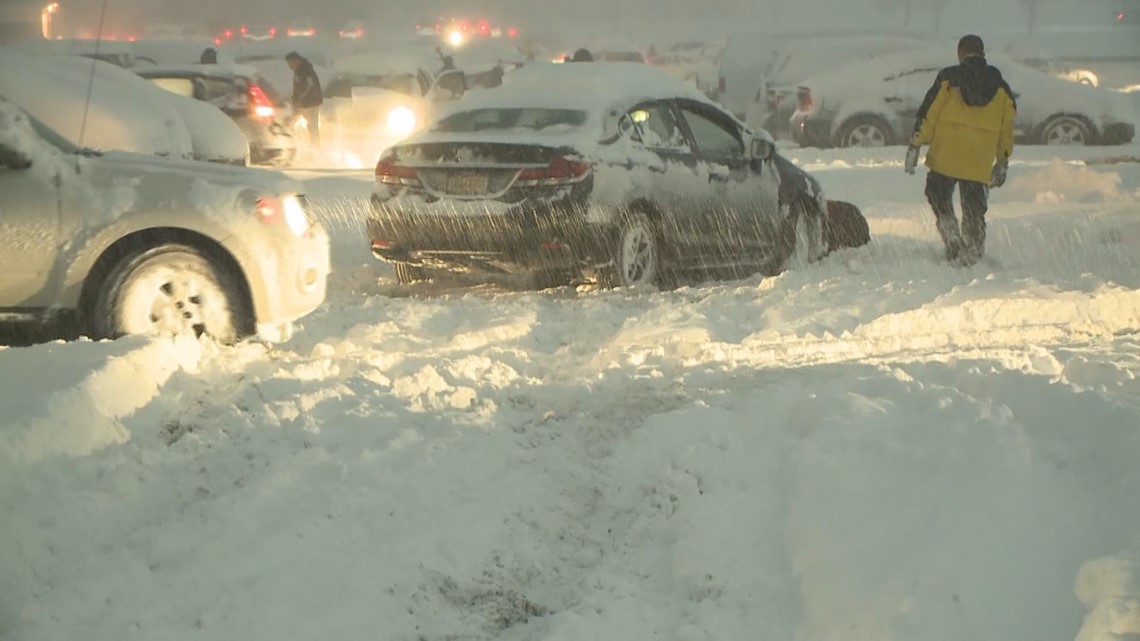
[78,0,112,150]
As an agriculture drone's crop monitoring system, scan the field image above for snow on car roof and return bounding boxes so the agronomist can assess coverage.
[135,63,264,79]
[449,61,717,116]
[333,50,440,77]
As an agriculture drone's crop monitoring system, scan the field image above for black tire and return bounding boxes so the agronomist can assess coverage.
[597,211,660,289]
[835,114,895,148]
[1040,115,1092,145]
[92,244,252,343]
[393,262,427,284]
[826,200,871,250]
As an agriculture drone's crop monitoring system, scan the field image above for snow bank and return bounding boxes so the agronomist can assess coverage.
[0,337,203,464]
[1075,540,1140,641]
[1006,160,1137,203]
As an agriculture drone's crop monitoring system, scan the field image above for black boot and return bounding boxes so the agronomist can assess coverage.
[935,214,964,262]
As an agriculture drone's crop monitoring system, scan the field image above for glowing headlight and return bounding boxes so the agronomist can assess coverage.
[447,29,464,46]
[282,196,311,236]
[386,106,417,136]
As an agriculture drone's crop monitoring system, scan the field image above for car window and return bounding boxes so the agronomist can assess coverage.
[628,102,689,151]
[147,77,196,97]
[431,108,588,133]
[200,78,238,103]
[679,105,742,156]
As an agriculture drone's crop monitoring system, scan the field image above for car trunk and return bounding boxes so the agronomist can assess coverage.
[384,142,583,200]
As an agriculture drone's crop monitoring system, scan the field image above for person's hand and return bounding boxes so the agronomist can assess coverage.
[990,158,1009,188]
[904,145,920,175]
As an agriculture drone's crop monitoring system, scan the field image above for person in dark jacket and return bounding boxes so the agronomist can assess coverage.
[199,48,218,64]
[286,51,323,147]
[905,34,1017,266]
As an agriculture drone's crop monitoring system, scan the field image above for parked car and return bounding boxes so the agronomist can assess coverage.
[715,29,932,121]
[0,98,329,343]
[339,21,366,39]
[647,39,726,96]
[736,34,936,139]
[321,50,481,156]
[791,49,1136,148]
[366,63,868,288]
[241,23,278,41]
[1,51,248,165]
[135,64,296,165]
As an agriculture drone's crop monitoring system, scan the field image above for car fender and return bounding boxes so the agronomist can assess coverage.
[829,102,901,139]
[56,211,248,311]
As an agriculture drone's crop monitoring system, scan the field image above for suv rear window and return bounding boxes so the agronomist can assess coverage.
[431,108,588,133]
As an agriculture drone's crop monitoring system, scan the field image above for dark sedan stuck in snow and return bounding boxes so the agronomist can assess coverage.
[367,62,868,288]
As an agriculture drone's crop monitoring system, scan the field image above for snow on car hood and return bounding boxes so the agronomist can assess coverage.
[79,150,302,226]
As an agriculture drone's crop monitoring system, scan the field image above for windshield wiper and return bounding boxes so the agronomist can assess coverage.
[78,147,103,157]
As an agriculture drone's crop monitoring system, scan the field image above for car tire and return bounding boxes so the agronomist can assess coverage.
[393,263,427,285]
[598,211,660,289]
[1040,115,1092,145]
[826,200,871,251]
[835,114,895,148]
[92,244,252,344]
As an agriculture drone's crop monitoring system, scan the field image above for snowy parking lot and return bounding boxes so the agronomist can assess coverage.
[3,143,1140,640]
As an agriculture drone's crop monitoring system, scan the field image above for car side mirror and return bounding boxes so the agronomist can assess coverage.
[750,137,775,162]
[0,143,32,170]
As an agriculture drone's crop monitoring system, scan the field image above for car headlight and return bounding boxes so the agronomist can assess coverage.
[257,195,312,236]
[386,106,417,136]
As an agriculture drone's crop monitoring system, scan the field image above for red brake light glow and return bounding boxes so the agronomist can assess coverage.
[248,85,275,118]
[507,27,518,38]
[516,155,590,185]
[375,157,421,186]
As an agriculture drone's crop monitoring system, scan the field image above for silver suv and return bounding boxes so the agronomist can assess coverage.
[0,98,329,343]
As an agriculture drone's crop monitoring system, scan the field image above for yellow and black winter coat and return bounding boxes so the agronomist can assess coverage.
[910,56,1017,184]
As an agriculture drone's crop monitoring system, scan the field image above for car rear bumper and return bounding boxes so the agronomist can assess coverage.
[1100,122,1135,145]
[791,113,832,148]
[224,222,330,340]
[368,195,615,275]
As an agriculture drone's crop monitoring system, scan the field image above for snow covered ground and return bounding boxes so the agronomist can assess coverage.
[3,143,1140,641]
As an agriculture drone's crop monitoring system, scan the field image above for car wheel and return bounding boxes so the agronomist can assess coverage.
[393,263,426,285]
[1041,115,1091,145]
[93,244,252,343]
[598,211,659,289]
[836,115,894,148]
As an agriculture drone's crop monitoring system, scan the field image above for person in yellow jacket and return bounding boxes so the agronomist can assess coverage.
[905,34,1017,266]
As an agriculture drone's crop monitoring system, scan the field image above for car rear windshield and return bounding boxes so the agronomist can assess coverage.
[325,73,419,99]
[430,108,588,133]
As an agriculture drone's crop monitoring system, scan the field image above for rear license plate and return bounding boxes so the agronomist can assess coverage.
[447,172,489,195]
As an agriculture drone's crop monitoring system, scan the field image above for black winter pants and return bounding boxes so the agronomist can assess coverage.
[924,171,989,252]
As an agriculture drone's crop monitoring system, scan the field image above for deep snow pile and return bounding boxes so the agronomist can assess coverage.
[2,144,1140,641]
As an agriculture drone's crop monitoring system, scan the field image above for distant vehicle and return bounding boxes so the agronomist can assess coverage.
[320,50,477,153]
[135,64,297,165]
[595,50,646,63]
[647,39,726,95]
[366,63,868,288]
[717,30,933,121]
[790,49,1136,147]
[0,98,329,343]
[286,19,316,38]
[339,20,366,39]
[239,23,277,41]
[1,50,248,165]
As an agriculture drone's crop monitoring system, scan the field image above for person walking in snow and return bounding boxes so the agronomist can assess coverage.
[905,34,1017,266]
[286,51,323,147]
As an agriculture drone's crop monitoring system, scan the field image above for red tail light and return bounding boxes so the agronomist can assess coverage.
[515,155,590,186]
[269,26,278,36]
[375,156,421,186]
[507,27,518,38]
[224,29,233,38]
[240,25,248,35]
[248,85,275,118]
[797,89,813,112]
